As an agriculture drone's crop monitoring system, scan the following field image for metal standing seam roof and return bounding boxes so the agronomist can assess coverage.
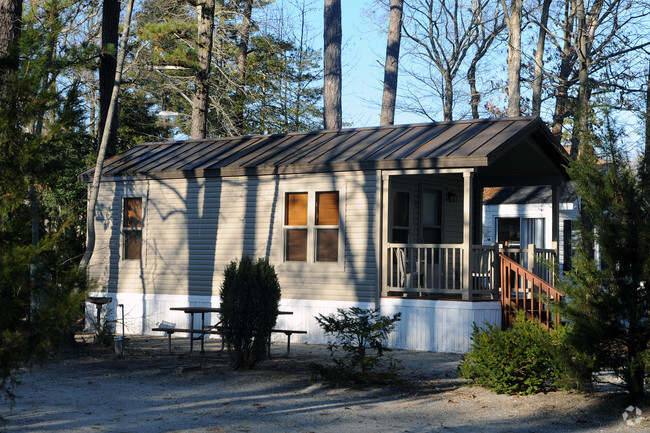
[79,116,568,182]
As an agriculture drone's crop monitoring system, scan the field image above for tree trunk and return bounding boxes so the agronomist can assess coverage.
[643,62,650,198]
[80,0,136,270]
[191,0,215,139]
[0,0,23,106]
[98,0,119,156]
[323,0,342,130]
[380,0,403,126]
[531,0,551,117]
[550,0,576,137]
[468,61,479,119]
[503,0,522,117]
[443,71,453,121]
[234,0,252,135]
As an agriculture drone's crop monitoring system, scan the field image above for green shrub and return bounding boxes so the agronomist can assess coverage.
[219,256,281,370]
[311,307,401,386]
[458,313,565,395]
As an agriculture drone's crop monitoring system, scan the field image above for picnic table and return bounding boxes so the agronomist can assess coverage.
[153,306,304,355]
[170,306,223,353]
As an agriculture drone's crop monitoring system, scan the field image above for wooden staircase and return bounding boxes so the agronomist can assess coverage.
[499,254,564,330]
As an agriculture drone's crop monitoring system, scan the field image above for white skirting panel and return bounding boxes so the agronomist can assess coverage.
[85,292,224,337]
[84,292,372,344]
[381,298,501,353]
[86,292,500,353]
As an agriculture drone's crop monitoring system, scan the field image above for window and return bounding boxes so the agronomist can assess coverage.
[285,193,308,261]
[284,191,340,262]
[123,197,143,260]
[391,190,411,243]
[316,192,339,261]
[497,217,520,247]
[497,217,545,249]
[421,189,442,243]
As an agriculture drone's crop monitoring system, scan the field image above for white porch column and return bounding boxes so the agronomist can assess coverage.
[462,171,474,300]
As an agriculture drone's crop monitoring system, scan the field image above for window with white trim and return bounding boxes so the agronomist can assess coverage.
[284,191,340,262]
[123,197,143,260]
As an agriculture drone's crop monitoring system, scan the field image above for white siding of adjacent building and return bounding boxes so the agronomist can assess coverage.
[481,201,579,270]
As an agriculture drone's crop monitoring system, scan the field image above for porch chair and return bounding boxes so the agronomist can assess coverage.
[397,248,419,289]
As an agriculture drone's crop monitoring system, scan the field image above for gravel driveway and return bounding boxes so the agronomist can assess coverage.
[1,335,646,432]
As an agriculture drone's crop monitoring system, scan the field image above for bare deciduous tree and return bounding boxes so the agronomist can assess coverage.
[531,0,551,117]
[501,0,522,117]
[81,0,136,270]
[402,0,487,121]
[467,0,505,118]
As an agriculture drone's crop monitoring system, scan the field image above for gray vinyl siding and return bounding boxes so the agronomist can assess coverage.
[88,171,379,304]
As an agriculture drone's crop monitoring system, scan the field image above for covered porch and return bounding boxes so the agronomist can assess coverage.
[379,121,569,302]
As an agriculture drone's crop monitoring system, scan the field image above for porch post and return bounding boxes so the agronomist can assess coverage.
[462,171,474,300]
[551,184,559,252]
[380,172,390,300]
[473,185,483,245]
[376,170,385,306]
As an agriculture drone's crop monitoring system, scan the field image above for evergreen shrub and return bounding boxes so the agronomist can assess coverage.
[458,313,565,395]
[311,307,401,386]
[219,256,281,370]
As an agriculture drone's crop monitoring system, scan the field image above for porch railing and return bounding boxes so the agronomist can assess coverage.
[500,253,564,329]
[501,245,557,286]
[385,243,558,298]
[386,244,463,295]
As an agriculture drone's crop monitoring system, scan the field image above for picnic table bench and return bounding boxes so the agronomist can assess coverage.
[270,329,307,356]
[152,306,306,356]
[152,326,223,354]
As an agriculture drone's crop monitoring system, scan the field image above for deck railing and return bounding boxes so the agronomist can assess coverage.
[500,253,564,329]
[385,243,558,298]
[501,245,557,285]
[386,244,463,294]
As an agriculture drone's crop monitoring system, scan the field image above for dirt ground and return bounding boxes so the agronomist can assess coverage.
[1,335,648,433]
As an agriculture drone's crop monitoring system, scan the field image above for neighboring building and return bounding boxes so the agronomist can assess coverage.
[482,183,579,274]
[80,117,569,353]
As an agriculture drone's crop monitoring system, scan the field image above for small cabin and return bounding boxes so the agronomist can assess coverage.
[80,117,569,352]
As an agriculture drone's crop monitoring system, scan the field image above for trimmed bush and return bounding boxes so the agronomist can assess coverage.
[311,307,401,386]
[219,256,281,370]
[458,313,565,395]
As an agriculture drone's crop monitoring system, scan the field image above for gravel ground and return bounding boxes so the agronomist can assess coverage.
[1,335,648,433]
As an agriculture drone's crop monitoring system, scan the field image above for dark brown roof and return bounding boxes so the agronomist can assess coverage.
[79,117,569,183]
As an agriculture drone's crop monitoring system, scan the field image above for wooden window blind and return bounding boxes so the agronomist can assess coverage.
[316,192,339,225]
[285,193,308,225]
[123,198,142,260]
[124,198,142,228]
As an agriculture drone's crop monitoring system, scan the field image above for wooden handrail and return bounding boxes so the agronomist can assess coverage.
[499,253,564,330]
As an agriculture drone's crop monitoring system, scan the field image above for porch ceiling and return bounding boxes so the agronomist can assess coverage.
[79,116,569,183]
[475,136,569,187]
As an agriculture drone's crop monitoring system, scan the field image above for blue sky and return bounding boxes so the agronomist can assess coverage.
[302,0,429,128]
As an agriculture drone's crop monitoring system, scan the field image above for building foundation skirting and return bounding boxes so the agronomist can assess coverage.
[85,292,500,353]
[380,298,501,353]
